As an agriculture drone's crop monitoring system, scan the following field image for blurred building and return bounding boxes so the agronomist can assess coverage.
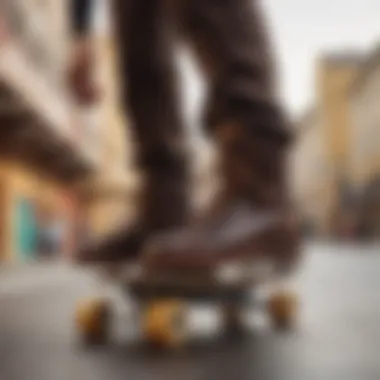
[291,109,329,237]
[316,52,362,237]
[80,34,140,238]
[348,44,380,238]
[0,0,104,261]
[295,45,380,239]
[293,52,361,238]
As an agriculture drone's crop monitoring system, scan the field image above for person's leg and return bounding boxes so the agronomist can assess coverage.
[176,0,286,139]
[145,0,299,271]
[78,0,190,262]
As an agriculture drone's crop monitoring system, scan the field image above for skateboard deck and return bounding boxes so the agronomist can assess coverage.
[128,275,252,303]
[123,259,276,301]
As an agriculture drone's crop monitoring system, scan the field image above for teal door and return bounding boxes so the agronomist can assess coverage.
[15,198,37,261]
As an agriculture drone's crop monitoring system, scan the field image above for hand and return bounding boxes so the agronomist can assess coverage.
[67,39,100,106]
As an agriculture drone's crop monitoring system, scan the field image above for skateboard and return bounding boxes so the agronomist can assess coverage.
[74,261,298,347]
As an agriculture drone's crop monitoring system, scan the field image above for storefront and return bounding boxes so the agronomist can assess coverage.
[14,196,37,261]
[0,159,86,263]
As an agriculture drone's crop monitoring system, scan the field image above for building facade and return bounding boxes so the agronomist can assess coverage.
[316,53,361,236]
[291,110,329,237]
[80,25,140,239]
[349,45,380,238]
[294,45,380,239]
[0,0,100,261]
[293,52,361,238]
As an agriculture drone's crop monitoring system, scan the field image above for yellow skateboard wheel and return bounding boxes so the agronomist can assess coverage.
[142,300,187,348]
[74,298,111,344]
[267,290,298,329]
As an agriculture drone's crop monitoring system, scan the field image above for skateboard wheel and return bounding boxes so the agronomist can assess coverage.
[74,298,111,345]
[267,290,298,329]
[142,300,186,348]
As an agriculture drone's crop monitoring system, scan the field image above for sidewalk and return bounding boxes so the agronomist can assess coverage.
[0,259,70,275]
[0,260,77,296]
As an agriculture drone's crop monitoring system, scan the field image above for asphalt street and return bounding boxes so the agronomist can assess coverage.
[0,243,380,380]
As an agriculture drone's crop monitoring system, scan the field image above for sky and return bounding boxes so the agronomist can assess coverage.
[265,0,380,116]
[95,0,380,120]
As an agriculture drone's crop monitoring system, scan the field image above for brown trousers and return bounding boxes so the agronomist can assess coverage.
[111,0,292,227]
